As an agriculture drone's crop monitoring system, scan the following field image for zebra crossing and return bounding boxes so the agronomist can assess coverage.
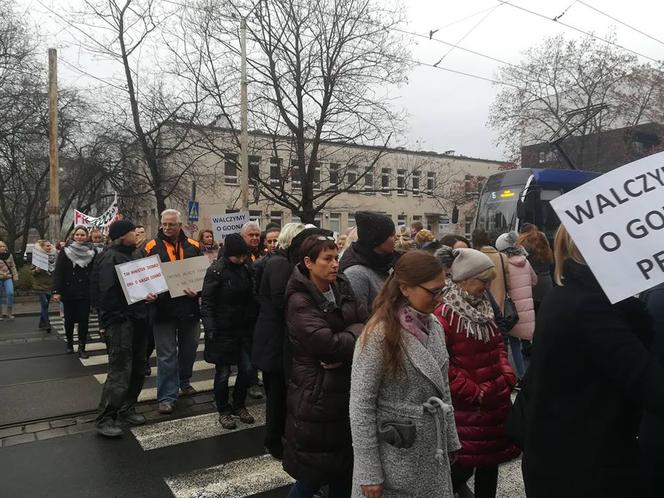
[49,315,217,402]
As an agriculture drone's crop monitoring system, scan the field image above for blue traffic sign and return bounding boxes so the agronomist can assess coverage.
[187,200,199,222]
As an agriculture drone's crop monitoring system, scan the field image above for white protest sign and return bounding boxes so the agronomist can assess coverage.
[115,255,169,304]
[161,256,210,298]
[32,247,50,272]
[211,211,250,238]
[550,151,664,303]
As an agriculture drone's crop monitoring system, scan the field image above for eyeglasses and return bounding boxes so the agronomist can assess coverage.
[416,284,445,298]
[316,236,336,241]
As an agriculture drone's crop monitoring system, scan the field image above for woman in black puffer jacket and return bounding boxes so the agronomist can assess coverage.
[284,234,367,498]
[201,234,258,430]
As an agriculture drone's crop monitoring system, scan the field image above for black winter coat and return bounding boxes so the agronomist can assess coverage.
[90,244,147,329]
[283,265,367,483]
[201,257,258,365]
[144,230,202,322]
[251,250,291,373]
[521,261,664,498]
[640,282,664,497]
[53,247,94,302]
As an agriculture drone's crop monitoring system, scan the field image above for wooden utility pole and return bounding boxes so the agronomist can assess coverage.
[48,48,60,242]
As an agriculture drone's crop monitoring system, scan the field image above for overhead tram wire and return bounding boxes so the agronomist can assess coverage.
[576,0,664,48]
[496,0,662,64]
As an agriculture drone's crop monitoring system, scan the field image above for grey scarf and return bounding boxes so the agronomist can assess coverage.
[64,242,95,268]
[440,281,496,342]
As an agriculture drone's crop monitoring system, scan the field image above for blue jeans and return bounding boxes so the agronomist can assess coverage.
[213,348,253,413]
[153,318,200,403]
[39,293,51,323]
[288,479,351,498]
[0,279,14,308]
[505,335,526,379]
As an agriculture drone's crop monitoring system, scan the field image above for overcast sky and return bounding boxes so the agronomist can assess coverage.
[15,0,664,161]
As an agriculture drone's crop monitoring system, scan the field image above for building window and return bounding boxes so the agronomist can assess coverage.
[248,155,260,186]
[412,171,421,195]
[397,169,406,194]
[249,210,261,224]
[413,215,422,226]
[291,160,301,189]
[314,214,322,228]
[347,165,358,186]
[224,153,238,184]
[427,172,435,195]
[270,211,282,226]
[313,163,321,190]
[329,212,341,234]
[364,167,374,192]
[381,168,391,192]
[348,212,356,227]
[465,219,472,236]
[269,158,281,187]
[329,163,339,191]
[291,214,301,224]
[397,214,407,227]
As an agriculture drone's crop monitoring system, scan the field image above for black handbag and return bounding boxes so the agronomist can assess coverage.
[492,254,519,334]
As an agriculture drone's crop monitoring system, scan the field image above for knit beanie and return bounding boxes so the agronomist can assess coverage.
[108,220,136,241]
[223,233,249,258]
[448,248,494,282]
[495,231,519,252]
[355,211,395,249]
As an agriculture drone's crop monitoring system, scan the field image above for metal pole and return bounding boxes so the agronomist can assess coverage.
[240,16,249,210]
[48,48,60,242]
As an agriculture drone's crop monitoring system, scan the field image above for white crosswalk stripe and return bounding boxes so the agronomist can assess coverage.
[49,316,216,403]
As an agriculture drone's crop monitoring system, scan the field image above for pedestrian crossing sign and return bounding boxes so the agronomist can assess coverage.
[187,200,199,222]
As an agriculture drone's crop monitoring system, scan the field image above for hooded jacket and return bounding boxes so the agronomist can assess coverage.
[283,265,367,483]
[144,229,201,322]
[504,254,537,340]
[339,242,392,314]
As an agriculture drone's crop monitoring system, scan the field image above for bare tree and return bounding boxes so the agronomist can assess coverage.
[182,0,411,223]
[489,32,664,165]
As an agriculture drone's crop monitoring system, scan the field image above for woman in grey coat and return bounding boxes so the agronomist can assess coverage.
[350,251,460,498]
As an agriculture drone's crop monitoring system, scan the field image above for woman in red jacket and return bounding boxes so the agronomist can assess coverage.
[434,247,520,498]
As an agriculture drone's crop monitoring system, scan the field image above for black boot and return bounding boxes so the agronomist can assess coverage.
[45,321,52,333]
[38,319,46,330]
[78,347,89,359]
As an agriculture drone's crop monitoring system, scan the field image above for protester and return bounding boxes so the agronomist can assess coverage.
[519,225,664,498]
[434,247,519,498]
[394,237,417,254]
[201,233,258,430]
[134,225,147,251]
[91,220,153,438]
[0,240,18,320]
[350,251,460,498]
[495,231,537,380]
[336,234,347,252]
[144,209,202,414]
[472,228,508,313]
[339,211,395,313]
[440,234,470,249]
[284,235,367,498]
[252,222,305,458]
[414,229,435,249]
[410,221,423,238]
[241,221,262,262]
[32,240,57,332]
[198,229,220,264]
[90,228,106,254]
[339,226,358,258]
[264,226,280,254]
[640,282,664,497]
[53,226,95,357]
[516,227,553,313]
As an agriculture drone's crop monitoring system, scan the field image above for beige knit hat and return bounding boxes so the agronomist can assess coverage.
[449,248,494,282]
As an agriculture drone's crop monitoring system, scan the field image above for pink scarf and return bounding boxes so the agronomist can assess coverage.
[398,306,433,346]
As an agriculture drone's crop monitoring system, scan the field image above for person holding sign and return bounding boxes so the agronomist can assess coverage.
[144,209,202,415]
[517,225,664,498]
[53,226,95,357]
[91,220,156,438]
[31,240,57,332]
[201,233,259,430]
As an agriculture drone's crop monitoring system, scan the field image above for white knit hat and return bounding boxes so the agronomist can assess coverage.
[450,248,494,282]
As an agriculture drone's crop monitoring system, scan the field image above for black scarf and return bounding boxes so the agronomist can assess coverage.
[339,241,394,276]
[0,252,9,261]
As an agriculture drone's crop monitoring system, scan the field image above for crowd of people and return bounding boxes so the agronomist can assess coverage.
[15,208,664,497]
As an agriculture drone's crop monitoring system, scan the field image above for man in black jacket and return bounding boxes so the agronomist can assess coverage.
[92,220,155,438]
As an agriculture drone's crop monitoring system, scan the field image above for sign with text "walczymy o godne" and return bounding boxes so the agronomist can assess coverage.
[550,151,664,303]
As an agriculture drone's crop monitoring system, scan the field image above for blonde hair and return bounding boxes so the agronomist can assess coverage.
[37,239,53,250]
[553,224,586,285]
[277,222,306,250]
[415,229,434,246]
